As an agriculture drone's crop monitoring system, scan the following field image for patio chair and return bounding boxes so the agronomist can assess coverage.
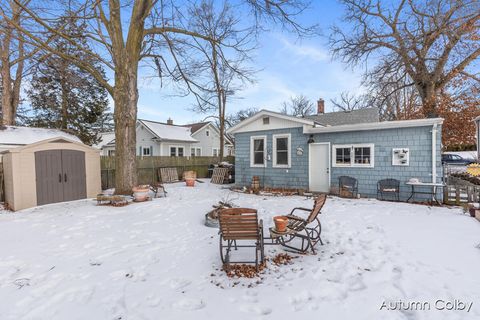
[377,178,400,201]
[270,194,327,254]
[218,208,265,271]
[338,176,358,198]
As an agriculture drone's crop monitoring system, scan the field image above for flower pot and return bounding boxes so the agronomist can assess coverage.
[273,216,289,232]
[469,208,476,217]
[185,179,195,187]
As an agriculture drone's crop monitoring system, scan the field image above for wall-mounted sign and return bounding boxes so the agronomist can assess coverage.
[392,148,409,166]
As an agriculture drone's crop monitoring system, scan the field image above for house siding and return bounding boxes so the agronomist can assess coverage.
[234,125,443,201]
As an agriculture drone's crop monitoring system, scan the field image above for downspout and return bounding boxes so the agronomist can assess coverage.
[432,123,437,183]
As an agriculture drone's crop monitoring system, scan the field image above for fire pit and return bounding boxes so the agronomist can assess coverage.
[205,200,235,228]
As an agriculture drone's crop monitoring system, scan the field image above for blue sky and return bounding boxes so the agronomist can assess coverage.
[135,0,364,124]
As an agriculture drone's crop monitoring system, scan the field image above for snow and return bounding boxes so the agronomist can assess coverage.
[0,181,479,320]
[93,132,115,149]
[0,126,80,150]
[140,119,198,142]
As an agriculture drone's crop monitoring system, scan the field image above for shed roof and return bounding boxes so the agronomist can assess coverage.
[0,126,81,147]
[306,108,379,126]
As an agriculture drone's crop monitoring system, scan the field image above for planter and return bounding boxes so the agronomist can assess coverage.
[132,185,150,202]
[185,178,195,187]
[273,216,289,232]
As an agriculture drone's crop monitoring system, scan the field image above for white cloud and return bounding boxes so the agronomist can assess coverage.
[277,35,329,62]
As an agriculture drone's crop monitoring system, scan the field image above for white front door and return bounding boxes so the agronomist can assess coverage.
[309,143,330,192]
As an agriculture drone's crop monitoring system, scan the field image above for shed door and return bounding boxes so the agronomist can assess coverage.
[61,150,87,201]
[309,143,330,193]
[35,150,65,205]
[35,150,86,205]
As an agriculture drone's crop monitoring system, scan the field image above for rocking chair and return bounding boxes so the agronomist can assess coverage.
[270,194,327,254]
[218,208,265,271]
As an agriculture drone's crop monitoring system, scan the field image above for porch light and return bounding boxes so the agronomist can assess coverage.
[307,135,315,144]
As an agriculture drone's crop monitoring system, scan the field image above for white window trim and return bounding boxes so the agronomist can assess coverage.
[332,143,375,168]
[272,133,291,168]
[190,147,202,157]
[140,146,152,157]
[250,135,267,168]
[212,148,220,157]
[169,145,185,157]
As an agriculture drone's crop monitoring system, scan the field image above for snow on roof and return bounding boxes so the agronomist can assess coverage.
[93,132,116,149]
[0,126,81,147]
[139,119,198,142]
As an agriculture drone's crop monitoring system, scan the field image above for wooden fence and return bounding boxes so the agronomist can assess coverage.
[101,156,234,189]
[443,184,480,205]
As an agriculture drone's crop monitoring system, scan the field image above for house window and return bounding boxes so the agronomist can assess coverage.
[213,148,219,157]
[263,117,270,125]
[107,150,115,156]
[170,146,185,157]
[206,130,210,136]
[250,136,266,167]
[191,147,201,157]
[273,134,291,168]
[333,144,374,168]
[142,146,151,156]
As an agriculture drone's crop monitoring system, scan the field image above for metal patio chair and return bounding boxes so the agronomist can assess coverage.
[377,178,400,201]
[218,208,265,271]
[338,176,358,198]
[269,194,327,254]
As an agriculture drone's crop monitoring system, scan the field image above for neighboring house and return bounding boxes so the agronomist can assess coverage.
[0,126,81,153]
[228,101,443,201]
[96,119,234,157]
[475,116,480,160]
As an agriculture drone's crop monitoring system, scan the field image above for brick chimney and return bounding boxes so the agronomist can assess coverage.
[317,99,325,114]
[167,118,173,125]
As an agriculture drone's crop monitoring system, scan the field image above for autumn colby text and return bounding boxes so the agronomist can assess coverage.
[380,300,473,312]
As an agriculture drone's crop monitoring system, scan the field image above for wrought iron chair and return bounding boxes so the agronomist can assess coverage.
[270,194,327,254]
[218,208,265,271]
[377,179,400,201]
[338,176,358,198]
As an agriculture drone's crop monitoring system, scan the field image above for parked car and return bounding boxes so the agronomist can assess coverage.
[441,154,475,165]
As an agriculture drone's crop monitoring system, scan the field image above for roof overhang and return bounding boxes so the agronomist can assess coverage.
[303,118,444,134]
[227,110,316,134]
[1,137,97,154]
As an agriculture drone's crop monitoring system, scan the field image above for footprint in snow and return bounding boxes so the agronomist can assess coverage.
[239,304,272,315]
[169,278,192,290]
[173,298,205,311]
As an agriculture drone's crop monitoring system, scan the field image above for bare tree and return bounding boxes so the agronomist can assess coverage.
[226,107,259,127]
[185,1,255,161]
[4,0,313,194]
[330,91,369,111]
[280,94,314,117]
[0,0,28,126]
[330,0,480,117]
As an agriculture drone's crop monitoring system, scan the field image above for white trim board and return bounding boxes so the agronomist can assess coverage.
[304,118,444,134]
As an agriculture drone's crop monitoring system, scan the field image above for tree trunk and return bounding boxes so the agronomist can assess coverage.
[1,45,15,126]
[218,89,226,161]
[418,83,438,118]
[113,66,138,194]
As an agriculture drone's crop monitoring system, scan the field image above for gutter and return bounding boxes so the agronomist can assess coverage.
[303,118,444,134]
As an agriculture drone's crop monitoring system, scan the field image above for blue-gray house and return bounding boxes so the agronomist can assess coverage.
[228,104,444,200]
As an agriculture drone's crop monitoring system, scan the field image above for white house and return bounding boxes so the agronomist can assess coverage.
[475,116,480,160]
[96,119,234,157]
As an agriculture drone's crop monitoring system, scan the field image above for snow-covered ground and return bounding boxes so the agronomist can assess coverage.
[1,181,479,320]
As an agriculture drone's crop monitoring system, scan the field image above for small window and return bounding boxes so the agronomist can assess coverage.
[263,117,270,125]
[335,147,351,165]
[250,136,266,167]
[170,147,176,157]
[191,147,201,157]
[178,147,184,157]
[142,147,151,156]
[213,148,219,157]
[333,144,374,168]
[273,134,291,167]
[107,150,115,156]
[206,130,210,136]
[191,148,196,157]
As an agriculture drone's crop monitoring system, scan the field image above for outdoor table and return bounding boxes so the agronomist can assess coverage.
[405,181,445,205]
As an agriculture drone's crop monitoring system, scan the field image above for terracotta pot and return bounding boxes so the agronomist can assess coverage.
[134,195,148,202]
[273,216,289,232]
[132,186,150,193]
[185,178,195,187]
